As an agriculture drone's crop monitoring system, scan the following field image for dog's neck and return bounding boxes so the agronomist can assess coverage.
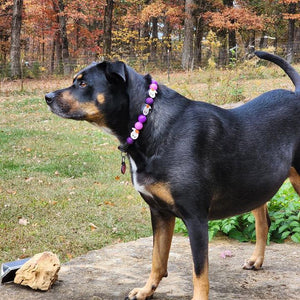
[118,79,158,153]
[111,68,190,174]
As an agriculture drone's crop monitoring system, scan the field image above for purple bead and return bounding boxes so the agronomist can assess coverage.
[146,97,154,105]
[150,83,158,90]
[126,137,134,144]
[138,115,147,123]
[135,121,143,130]
[151,80,158,85]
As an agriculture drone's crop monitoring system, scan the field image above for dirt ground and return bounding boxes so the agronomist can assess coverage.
[1,235,299,300]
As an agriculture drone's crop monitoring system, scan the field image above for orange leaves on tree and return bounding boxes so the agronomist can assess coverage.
[279,0,299,4]
[204,6,264,31]
[278,0,300,20]
[282,13,300,20]
[140,0,183,27]
[140,1,167,22]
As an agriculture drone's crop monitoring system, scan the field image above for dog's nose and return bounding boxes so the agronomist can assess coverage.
[45,92,55,104]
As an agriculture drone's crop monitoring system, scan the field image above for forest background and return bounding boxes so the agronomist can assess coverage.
[2,0,300,79]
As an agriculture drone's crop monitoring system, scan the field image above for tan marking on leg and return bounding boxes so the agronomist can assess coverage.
[127,216,175,300]
[146,183,174,205]
[192,257,209,300]
[243,203,268,270]
[289,167,300,195]
[96,93,105,104]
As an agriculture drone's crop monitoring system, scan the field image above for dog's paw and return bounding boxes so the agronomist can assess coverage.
[125,288,154,300]
[242,256,264,270]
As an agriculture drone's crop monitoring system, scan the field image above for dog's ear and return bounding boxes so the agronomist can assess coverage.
[100,61,126,84]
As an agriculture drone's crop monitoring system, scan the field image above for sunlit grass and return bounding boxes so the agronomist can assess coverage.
[0,95,151,264]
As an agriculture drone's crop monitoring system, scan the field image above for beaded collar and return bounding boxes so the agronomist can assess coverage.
[118,79,158,174]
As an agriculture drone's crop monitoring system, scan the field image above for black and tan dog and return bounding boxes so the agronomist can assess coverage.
[45,51,300,300]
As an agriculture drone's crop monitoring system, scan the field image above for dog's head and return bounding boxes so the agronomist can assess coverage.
[45,61,128,128]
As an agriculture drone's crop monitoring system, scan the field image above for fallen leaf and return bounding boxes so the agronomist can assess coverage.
[25,177,34,182]
[89,223,98,231]
[19,218,29,226]
[66,253,73,260]
[104,201,115,206]
[7,189,17,195]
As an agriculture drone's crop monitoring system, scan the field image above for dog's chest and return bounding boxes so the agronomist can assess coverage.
[129,157,153,198]
[129,157,176,211]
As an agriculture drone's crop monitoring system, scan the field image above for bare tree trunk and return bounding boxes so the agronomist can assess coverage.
[57,0,70,74]
[55,31,63,74]
[50,39,55,74]
[162,18,172,64]
[10,0,23,79]
[141,21,150,54]
[141,0,151,57]
[151,17,158,60]
[103,0,114,58]
[286,2,296,63]
[295,27,300,61]
[52,0,63,74]
[223,0,236,61]
[195,16,204,67]
[182,0,195,70]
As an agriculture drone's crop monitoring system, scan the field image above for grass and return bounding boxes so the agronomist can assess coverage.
[0,94,151,264]
[1,63,300,264]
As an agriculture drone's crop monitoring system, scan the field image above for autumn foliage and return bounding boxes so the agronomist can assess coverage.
[1,0,299,76]
[204,7,264,31]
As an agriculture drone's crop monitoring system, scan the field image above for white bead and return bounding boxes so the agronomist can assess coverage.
[142,104,151,115]
[148,89,157,98]
[130,128,139,140]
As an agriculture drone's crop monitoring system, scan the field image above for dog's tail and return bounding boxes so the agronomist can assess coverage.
[255,51,300,95]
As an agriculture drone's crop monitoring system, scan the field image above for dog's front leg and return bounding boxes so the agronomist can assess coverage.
[185,218,209,300]
[126,209,175,300]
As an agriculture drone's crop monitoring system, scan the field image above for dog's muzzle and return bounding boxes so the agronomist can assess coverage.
[45,92,56,105]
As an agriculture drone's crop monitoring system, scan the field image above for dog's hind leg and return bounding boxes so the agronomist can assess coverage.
[126,209,175,300]
[243,167,300,271]
[289,167,300,195]
[243,203,270,270]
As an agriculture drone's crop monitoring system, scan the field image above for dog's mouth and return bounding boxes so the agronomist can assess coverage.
[48,105,85,120]
[45,92,87,121]
[45,91,106,127]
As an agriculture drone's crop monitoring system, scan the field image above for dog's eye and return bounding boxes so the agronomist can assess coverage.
[79,81,87,88]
